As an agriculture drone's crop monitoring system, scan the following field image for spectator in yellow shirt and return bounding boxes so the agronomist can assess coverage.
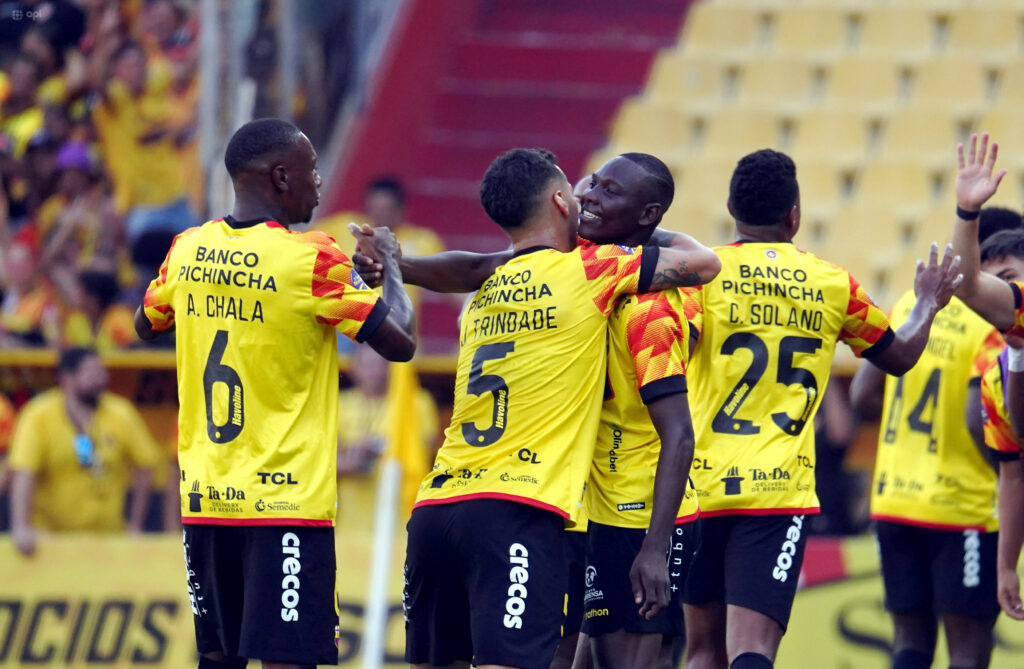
[336,344,438,526]
[9,348,161,555]
[0,52,44,157]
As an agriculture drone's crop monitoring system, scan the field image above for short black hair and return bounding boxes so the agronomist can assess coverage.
[980,228,1024,264]
[224,118,302,178]
[479,148,562,229]
[978,206,1023,244]
[80,270,120,310]
[620,152,675,211]
[728,149,799,227]
[365,176,406,206]
[58,347,98,374]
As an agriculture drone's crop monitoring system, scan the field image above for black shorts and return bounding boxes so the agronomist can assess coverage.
[683,513,808,631]
[582,521,696,637]
[404,499,568,669]
[564,529,587,637]
[876,520,999,621]
[182,524,338,665]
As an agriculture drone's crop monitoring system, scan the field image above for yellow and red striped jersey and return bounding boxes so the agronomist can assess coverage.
[688,242,893,516]
[144,217,386,526]
[983,348,1022,460]
[587,287,702,528]
[414,241,657,526]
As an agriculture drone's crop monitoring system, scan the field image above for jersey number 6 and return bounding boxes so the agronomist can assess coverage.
[203,329,245,443]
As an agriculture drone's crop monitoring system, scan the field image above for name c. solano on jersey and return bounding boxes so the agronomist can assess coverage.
[723,263,827,331]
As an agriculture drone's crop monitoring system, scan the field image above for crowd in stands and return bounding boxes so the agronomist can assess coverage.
[0,0,200,351]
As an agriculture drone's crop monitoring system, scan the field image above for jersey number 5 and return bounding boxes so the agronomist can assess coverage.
[203,330,245,443]
[461,342,514,447]
[712,334,822,436]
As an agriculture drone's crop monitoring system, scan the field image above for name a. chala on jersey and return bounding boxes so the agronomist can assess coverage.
[178,246,283,324]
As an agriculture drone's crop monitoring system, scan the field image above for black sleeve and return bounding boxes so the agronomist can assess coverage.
[990,448,1024,462]
[639,376,687,405]
[861,327,896,359]
[637,245,660,293]
[353,299,391,343]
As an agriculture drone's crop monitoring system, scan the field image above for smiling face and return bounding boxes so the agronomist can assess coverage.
[578,156,659,246]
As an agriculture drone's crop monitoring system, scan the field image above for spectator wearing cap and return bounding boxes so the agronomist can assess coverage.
[8,347,161,556]
[0,53,44,157]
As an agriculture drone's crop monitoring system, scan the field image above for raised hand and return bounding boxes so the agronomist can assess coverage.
[956,132,1008,212]
[914,242,963,309]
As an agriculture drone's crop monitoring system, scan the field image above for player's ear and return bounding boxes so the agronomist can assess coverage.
[553,189,571,217]
[271,164,289,192]
[785,203,800,238]
[726,200,735,218]
[639,202,663,227]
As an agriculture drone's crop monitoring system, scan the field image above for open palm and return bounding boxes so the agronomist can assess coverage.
[956,132,1007,211]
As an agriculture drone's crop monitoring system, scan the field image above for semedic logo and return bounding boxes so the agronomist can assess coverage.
[281,532,301,622]
[504,543,530,629]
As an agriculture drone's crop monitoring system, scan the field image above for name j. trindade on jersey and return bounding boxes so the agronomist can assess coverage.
[176,245,278,323]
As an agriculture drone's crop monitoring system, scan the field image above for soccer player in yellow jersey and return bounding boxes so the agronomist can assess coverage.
[133,118,418,669]
[575,156,702,669]
[850,225,1004,669]
[944,134,1024,623]
[681,150,963,669]
[354,148,721,669]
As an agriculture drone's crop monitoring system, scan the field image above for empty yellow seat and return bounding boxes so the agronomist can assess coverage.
[878,106,966,169]
[696,108,784,158]
[946,8,1024,61]
[646,52,731,109]
[769,7,855,62]
[788,110,876,168]
[824,57,906,113]
[857,7,938,62]
[606,99,694,162]
[909,58,993,113]
[733,58,821,107]
[994,60,1024,107]
[678,3,767,57]
[851,162,943,216]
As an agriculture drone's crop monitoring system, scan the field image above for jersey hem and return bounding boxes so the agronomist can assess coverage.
[413,492,570,519]
[675,510,700,525]
[697,506,819,518]
[871,513,994,533]
[181,517,334,527]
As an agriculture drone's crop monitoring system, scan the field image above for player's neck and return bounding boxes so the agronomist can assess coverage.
[507,218,574,253]
[734,222,793,244]
[231,196,291,228]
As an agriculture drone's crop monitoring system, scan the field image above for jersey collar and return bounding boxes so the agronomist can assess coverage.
[511,245,554,258]
[223,215,284,230]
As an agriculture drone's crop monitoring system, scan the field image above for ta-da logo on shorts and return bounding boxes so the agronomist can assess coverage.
[721,467,744,495]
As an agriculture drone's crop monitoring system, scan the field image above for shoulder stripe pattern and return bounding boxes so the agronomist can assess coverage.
[579,243,643,314]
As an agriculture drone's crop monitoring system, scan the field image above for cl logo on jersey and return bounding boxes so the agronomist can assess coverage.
[517,448,541,464]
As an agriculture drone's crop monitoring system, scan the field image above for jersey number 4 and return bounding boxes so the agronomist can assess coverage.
[882,368,940,452]
[712,333,822,436]
[203,330,245,443]
[461,342,515,447]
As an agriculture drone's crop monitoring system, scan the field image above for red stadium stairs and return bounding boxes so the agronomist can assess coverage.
[325,0,692,351]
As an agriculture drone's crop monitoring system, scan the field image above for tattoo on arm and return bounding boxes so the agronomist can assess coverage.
[650,265,702,290]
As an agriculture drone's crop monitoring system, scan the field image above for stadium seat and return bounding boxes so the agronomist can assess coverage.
[817,206,912,278]
[672,158,735,221]
[788,109,877,169]
[993,60,1024,107]
[972,109,1024,173]
[733,58,823,109]
[695,108,784,158]
[851,162,943,218]
[645,52,732,110]
[877,106,967,170]
[946,8,1024,62]
[908,58,994,114]
[857,6,939,62]
[793,160,847,221]
[768,7,856,63]
[678,3,768,57]
[606,99,695,162]
[824,57,907,113]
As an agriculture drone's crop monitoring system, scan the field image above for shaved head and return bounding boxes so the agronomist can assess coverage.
[224,118,303,178]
